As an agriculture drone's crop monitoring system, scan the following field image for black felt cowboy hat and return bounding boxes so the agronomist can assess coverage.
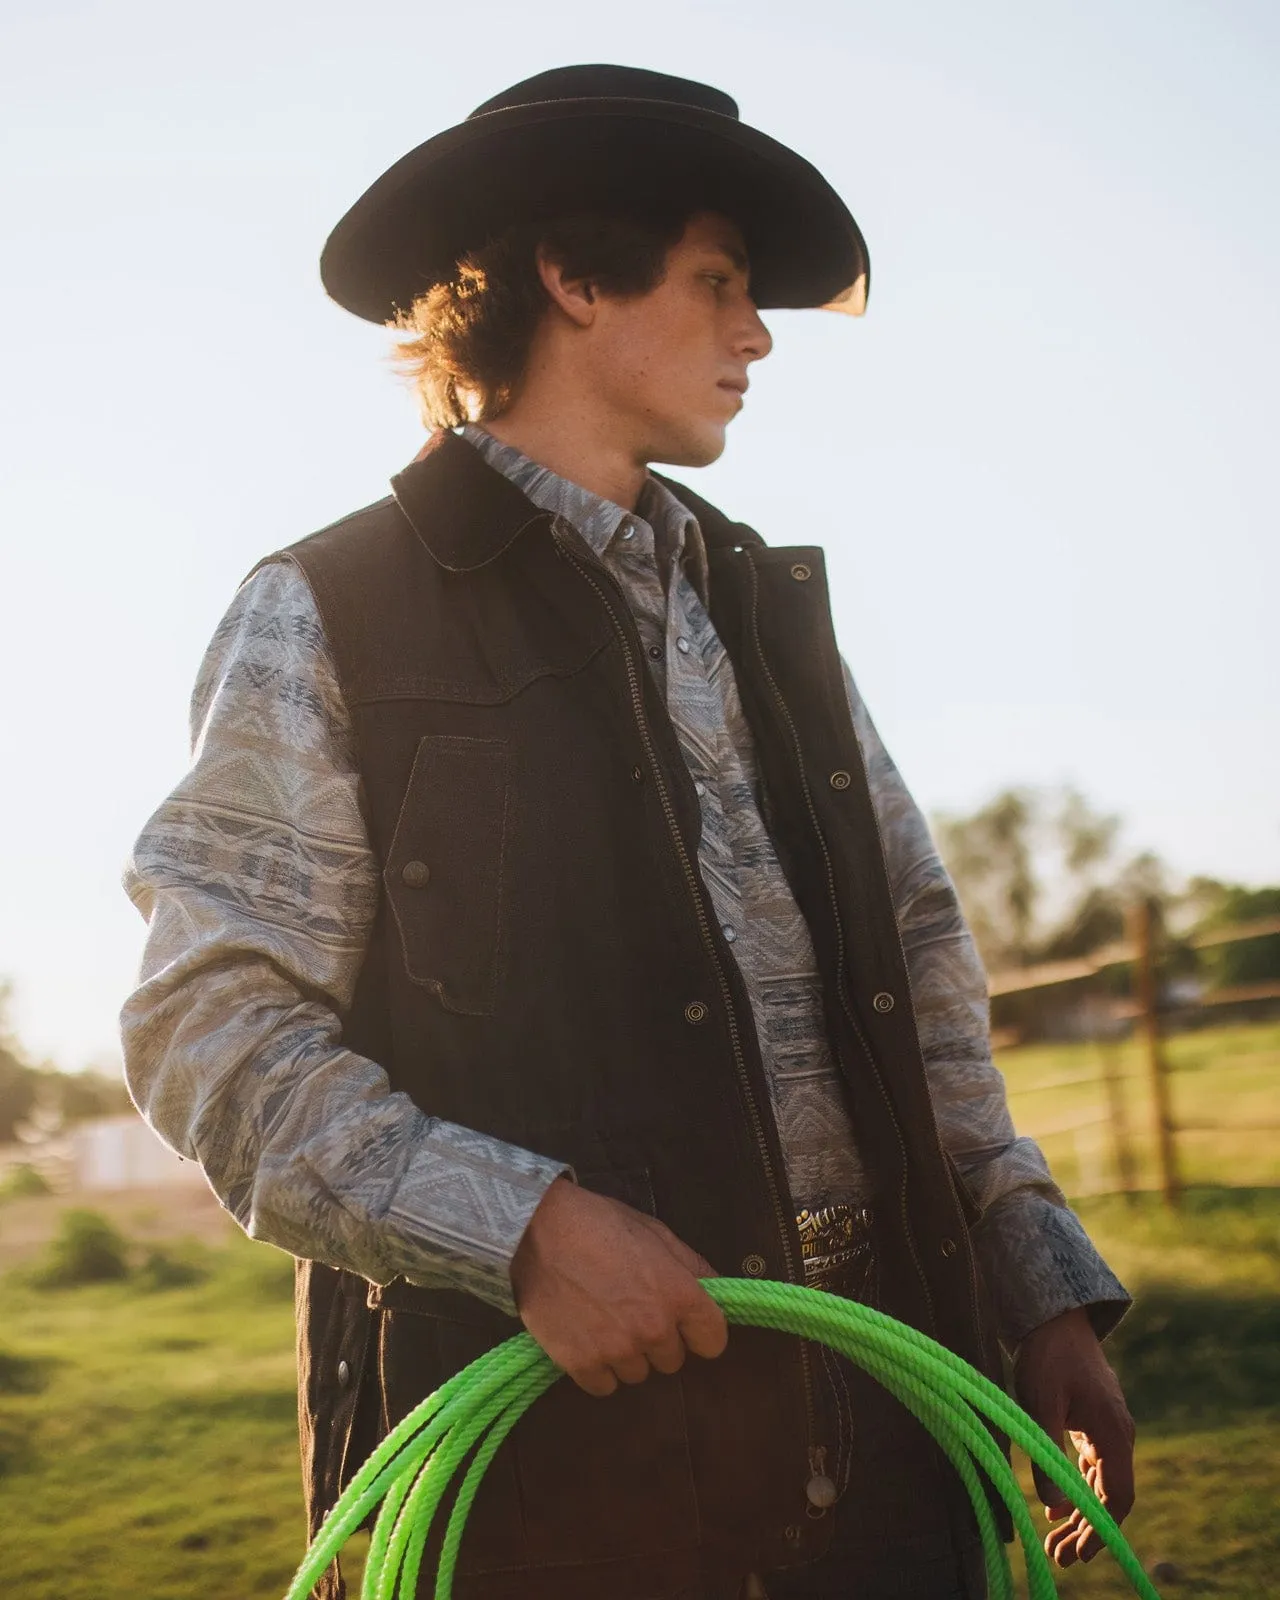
[320,63,870,325]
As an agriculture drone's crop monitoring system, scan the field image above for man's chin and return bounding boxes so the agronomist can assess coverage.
[647,424,727,471]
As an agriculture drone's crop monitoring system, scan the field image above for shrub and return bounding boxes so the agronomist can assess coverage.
[0,1347,48,1394]
[136,1246,208,1291]
[0,1163,52,1202]
[30,1208,130,1288]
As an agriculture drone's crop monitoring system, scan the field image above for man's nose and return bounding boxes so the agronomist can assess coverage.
[739,304,773,363]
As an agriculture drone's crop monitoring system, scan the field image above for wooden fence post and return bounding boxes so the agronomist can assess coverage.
[1131,896,1180,1207]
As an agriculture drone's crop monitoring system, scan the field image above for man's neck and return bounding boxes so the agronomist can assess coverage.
[477,409,648,513]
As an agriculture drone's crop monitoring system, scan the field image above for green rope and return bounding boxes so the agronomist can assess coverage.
[282,1278,1160,1600]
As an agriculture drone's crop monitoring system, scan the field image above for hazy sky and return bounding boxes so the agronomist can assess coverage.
[2,0,1277,1071]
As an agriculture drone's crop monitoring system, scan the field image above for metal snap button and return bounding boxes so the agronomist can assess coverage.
[784,1524,802,1543]
[337,1359,350,1387]
[684,1000,709,1025]
[872,991,895,1013]
[742,1253,766,1276]
[647,644,662,660]
[829,770,852,790]
[940,1237,957,1258]
[630,764,643,783]
[790,563,812,581]
[400,860,430,889]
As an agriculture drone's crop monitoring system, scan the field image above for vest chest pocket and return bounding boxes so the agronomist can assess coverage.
[383,733,511,1016]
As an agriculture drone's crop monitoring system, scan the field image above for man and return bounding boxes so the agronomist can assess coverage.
[121,64,1135,1600]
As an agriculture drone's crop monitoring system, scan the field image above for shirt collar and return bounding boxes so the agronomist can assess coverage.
[456,422,710,605]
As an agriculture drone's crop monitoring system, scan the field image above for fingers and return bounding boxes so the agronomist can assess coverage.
[677,1288,730,1361]
[565,1269,726,1398]
[1079,1396,1137,1528]
[1043,1418,1138,1569]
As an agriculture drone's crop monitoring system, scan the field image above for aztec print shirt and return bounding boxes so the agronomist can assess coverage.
[121,422,1130,1345]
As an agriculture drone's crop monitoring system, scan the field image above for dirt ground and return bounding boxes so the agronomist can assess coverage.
[0,1179,239,1271]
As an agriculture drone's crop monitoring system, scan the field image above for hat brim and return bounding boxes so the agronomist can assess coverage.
[320,97,870,324]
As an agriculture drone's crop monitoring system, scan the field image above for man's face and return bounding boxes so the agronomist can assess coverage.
[577,210,773,469]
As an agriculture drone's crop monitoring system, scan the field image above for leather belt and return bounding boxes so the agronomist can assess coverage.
[796,1202,875,1297]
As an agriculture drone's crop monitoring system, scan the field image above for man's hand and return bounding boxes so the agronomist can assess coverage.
[509,1176,729,1398]
[1013,1305,1136,1567]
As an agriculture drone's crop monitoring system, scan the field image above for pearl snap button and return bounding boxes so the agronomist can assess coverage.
[337,1359,350,1386]
[676,637,691,654]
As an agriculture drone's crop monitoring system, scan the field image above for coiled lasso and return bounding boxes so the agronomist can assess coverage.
[283,1277,1161,1600]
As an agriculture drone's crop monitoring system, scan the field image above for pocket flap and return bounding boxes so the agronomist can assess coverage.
[383,733,510,1015]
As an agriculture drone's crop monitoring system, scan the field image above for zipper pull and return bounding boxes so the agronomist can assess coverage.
[805,1443,837,1511]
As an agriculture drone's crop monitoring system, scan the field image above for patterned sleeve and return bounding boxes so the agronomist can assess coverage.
[120,559,574,1317]
[839,656,1132,1350]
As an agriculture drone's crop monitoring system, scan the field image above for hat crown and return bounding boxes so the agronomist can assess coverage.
[468,64,739,123]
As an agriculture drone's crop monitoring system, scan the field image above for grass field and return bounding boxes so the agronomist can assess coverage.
[0,1022,1276,1600]
[997,1020,1280,1197]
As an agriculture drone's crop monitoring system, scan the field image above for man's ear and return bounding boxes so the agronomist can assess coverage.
[535,246,597,328]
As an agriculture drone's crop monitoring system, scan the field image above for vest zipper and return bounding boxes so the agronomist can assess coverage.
[740,553,940,1334]
[550,521,821,1498]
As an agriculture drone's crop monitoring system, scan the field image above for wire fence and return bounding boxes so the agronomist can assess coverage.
[986,905,1280,1206]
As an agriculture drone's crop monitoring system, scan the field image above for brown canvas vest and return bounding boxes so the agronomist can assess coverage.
[271,429,1009,1600]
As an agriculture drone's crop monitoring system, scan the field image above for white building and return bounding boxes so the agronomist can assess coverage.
[68,1114,209,1191]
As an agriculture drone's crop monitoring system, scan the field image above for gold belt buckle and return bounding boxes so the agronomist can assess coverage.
[796,1203,874,1295]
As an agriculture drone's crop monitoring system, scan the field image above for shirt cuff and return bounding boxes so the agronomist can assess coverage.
[971,1191,1133,1352]
[375,1135,578,1321]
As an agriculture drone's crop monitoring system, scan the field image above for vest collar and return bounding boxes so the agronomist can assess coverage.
[389,426,765,573]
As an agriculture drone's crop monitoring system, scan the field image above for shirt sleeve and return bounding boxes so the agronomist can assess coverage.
[120,559,575,1318]
[839,655,1132,1350]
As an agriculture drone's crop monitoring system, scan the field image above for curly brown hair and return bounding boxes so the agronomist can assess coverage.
[389,197,705,429]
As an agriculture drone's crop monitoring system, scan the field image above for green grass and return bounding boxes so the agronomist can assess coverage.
[0,1232,315,1600]
[996,1021,1280,1195]
[0,1025,1276,1598]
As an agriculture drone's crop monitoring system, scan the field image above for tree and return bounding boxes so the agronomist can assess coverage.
[931,785,1170,971]
[0,982,40,1144]
[1184,880,1280,987]
[931,788,1038,968]
[0,982,132,1143]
